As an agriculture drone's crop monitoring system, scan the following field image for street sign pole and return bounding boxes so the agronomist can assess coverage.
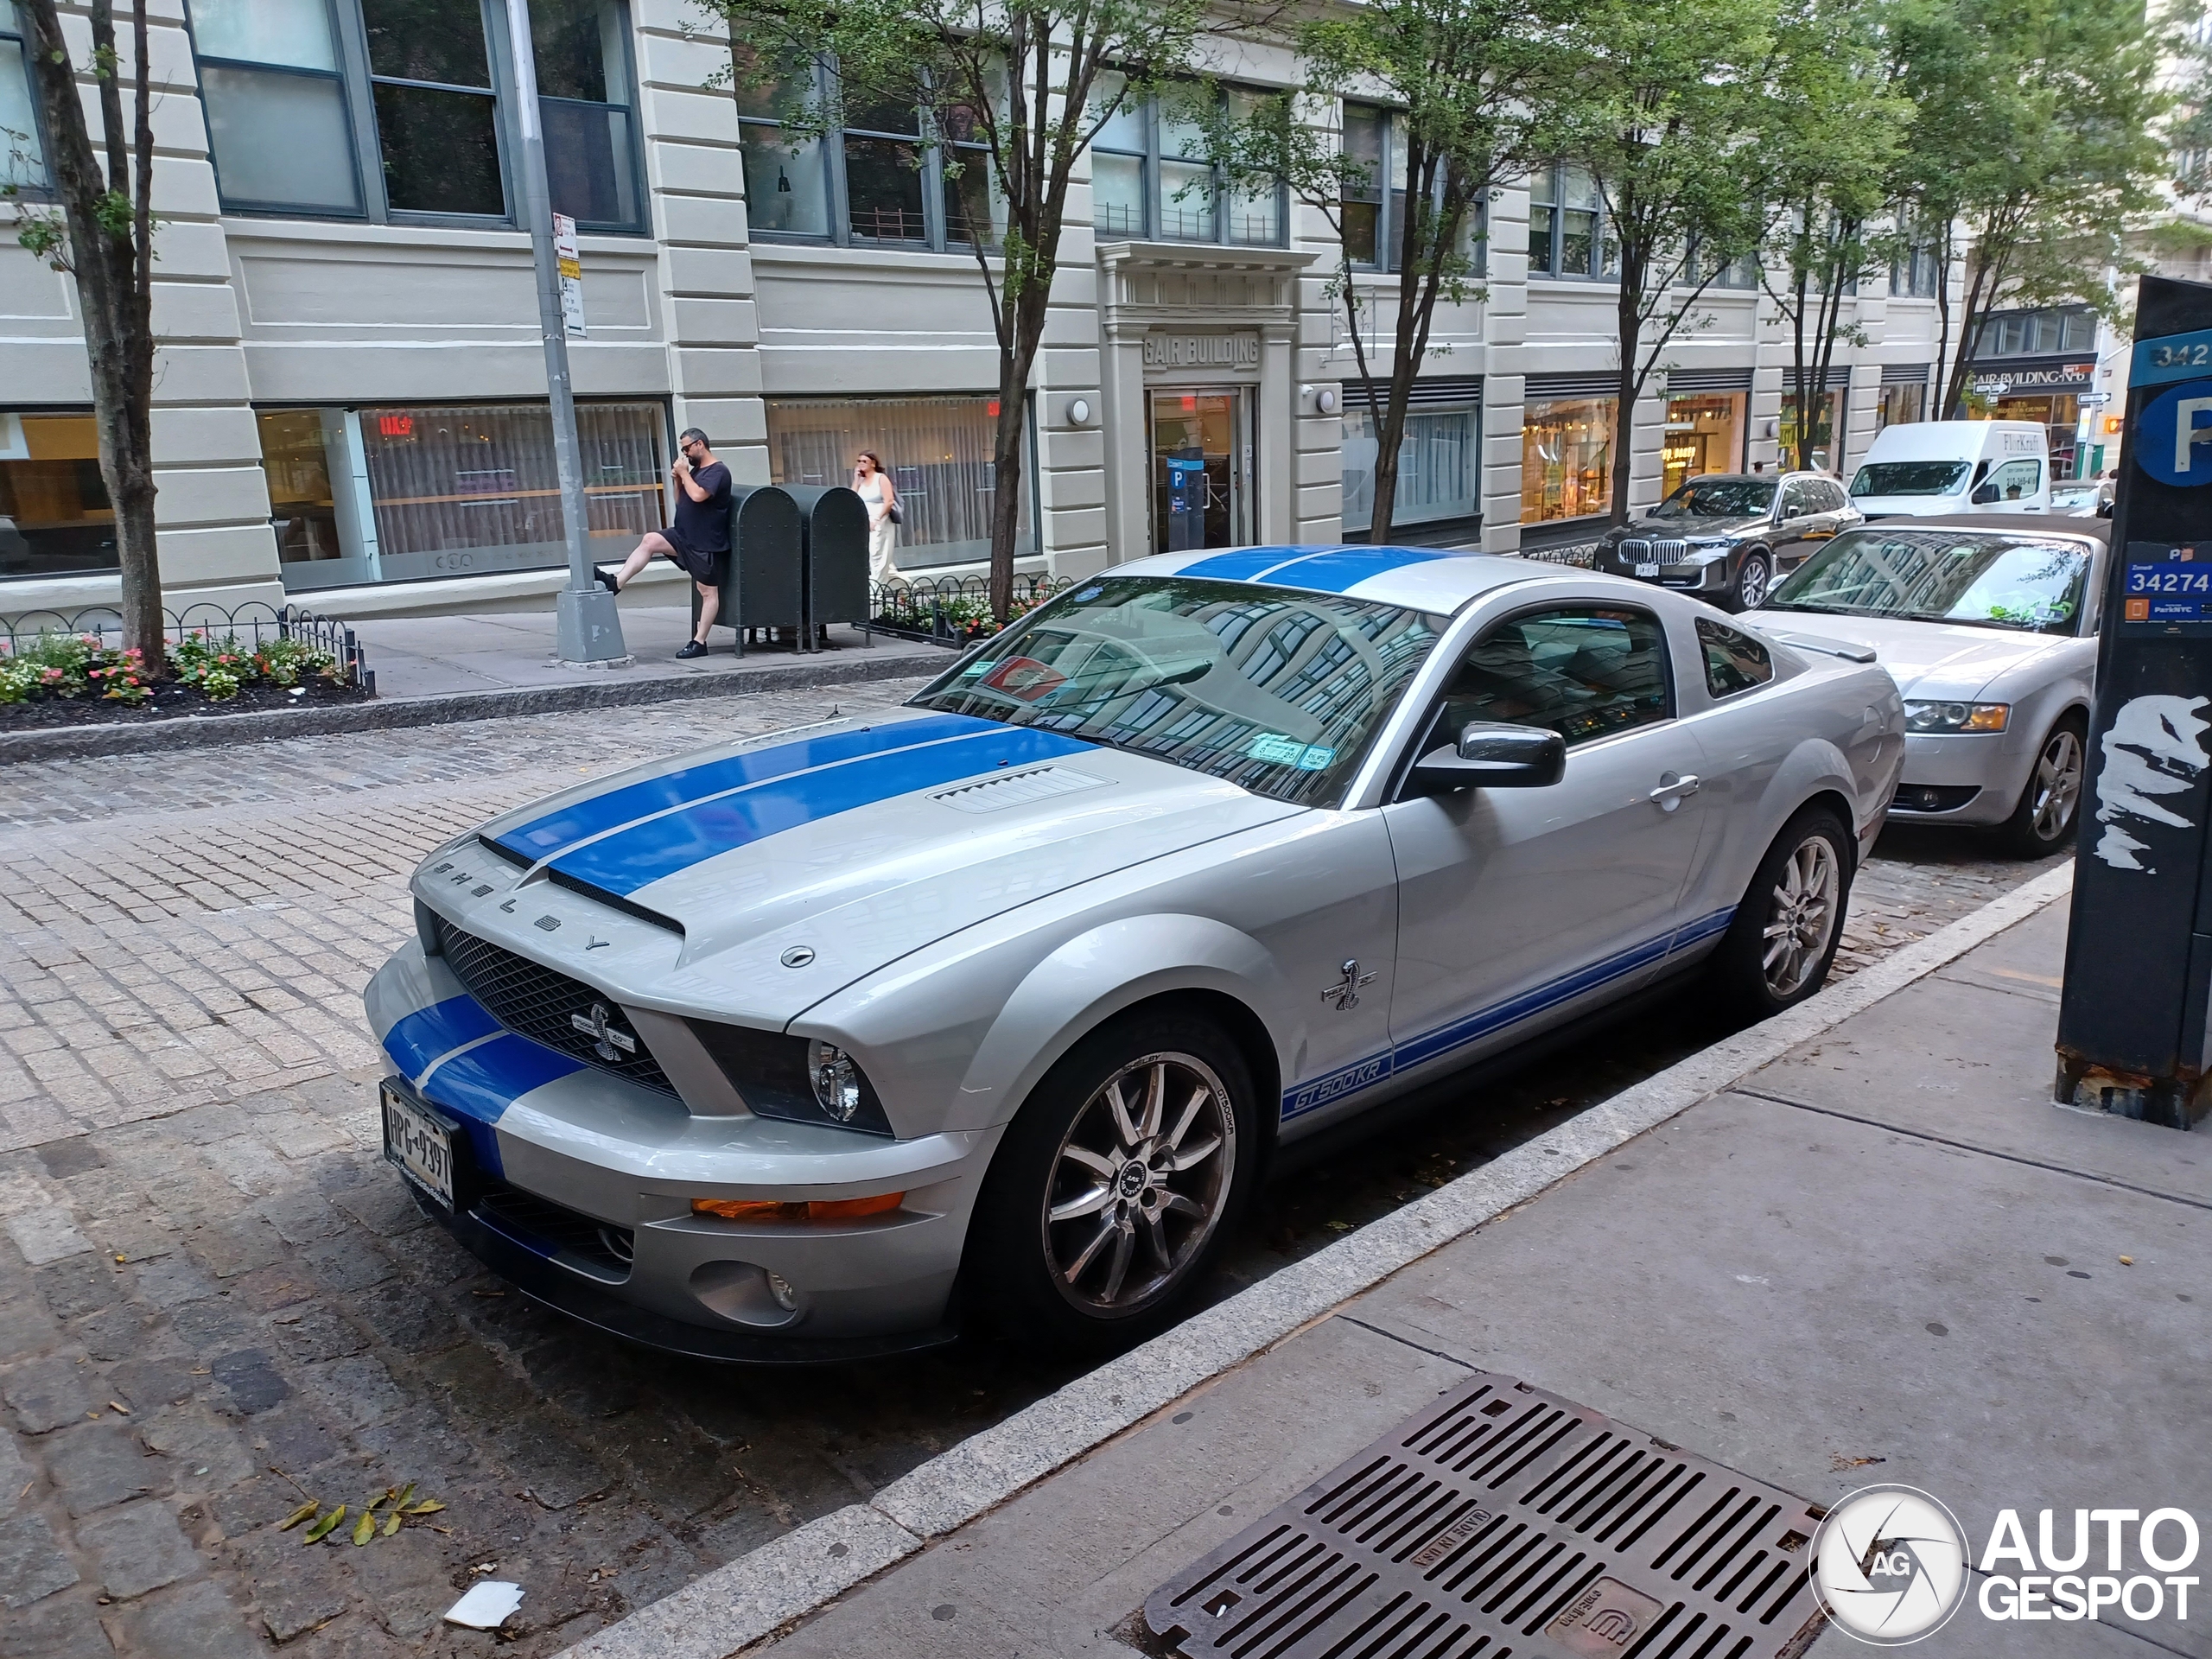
[503,0,626,665]
[2056,273,2212,1129]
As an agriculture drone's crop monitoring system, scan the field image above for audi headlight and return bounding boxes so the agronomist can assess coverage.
[1904,700,2009,734]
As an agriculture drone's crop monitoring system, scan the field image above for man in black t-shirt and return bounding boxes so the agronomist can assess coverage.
[595,427,733,658]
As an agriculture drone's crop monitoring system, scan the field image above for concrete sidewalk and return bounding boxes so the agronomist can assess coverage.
[576,873,2209,1659]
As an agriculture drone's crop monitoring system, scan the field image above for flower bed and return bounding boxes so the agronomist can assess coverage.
[871,576,1068,645]
[0,630,371,732]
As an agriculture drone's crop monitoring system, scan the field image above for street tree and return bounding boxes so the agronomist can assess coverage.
[698,0,1208,618]
[1551,0,1774,525]
[7,0,163,666]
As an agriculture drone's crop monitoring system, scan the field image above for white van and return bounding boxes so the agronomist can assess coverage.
[1847,421,2050,518]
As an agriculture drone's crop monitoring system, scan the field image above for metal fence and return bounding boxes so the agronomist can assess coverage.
[1515,540,1601,569]
[871,574,1070,644]
[0,601,376,695]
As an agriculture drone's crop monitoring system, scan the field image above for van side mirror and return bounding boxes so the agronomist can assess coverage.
[1970,482,2000,505]
[1408,721,1567,796]
[2096,497,2115,518]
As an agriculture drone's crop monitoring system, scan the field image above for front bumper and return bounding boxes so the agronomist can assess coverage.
[1592,544,1730,591]
[1884,732,2028,827]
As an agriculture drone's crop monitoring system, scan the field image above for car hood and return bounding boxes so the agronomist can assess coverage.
[440,709,1306,1028]
[1753,611,2069,699]
[1602,512,1769,543]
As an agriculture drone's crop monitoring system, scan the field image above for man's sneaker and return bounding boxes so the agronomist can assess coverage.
[594,567,620,595]
[674,640,708,660]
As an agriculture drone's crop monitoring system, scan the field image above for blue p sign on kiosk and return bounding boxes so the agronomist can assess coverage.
[2133,377,2212,487]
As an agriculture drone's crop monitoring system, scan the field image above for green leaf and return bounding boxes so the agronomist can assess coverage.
[405,1500,446,1515]
[382,1512,403,1538]
[278,1502,321,1531]
[392,1482,416,1510]
[351,1511,376,1547]
[302,1506,345,1544]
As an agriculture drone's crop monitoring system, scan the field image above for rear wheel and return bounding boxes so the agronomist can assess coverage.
[2000,715,2086,857]
[961,1009,1258,1352]
[1726,550,1772,613]
[1711,808,1853,1019]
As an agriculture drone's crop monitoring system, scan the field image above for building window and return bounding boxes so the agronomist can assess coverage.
[1974,306,2096,357]
[1876,381,1927,433]
[765,396,1031,570]
[260,399,669,593]
[3,3,50,191]
[1891,235,1942,298]
[0,411,111,580]
[1685,241,1757,290]
[1777,391,1843,473]
[1341,400,1479,533]
[1662,392,1746,496]
[734,54,831,237]
[1081,73,1285,247]
[1340,105,1483,274]
[1528,164,1613,281]
[1521,396,1615,523]
[187,0,645,231]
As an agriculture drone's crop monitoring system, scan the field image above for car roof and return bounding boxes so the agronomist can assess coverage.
[1112,544,1580,613]
[1845,513,2108,544]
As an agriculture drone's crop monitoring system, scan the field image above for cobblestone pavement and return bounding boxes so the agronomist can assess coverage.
[0,683,2064,1657]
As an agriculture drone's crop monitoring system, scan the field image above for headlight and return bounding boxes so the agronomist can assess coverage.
[810,1042,865,1122]
[1905,700,2009,734]
[684,1020,893,1135]
[1687,543,1728,563]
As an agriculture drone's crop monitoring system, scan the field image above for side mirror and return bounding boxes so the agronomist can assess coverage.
[2096,497,2115,518]
[1970,482,2000,505]
[1408,721,1567,796]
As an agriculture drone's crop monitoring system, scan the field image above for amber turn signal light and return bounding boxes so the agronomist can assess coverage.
[691,1192,904,1222]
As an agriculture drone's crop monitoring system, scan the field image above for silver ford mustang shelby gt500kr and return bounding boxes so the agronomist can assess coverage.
[368,546,1904,1360]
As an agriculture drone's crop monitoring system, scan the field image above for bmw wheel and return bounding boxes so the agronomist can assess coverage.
[963,1009,1257,1351]
[1712,808,1853,1019]
[1726,550,1772,613]
[2001,714,2086,856]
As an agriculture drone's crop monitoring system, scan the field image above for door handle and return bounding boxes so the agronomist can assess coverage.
[1649,774,1701,807]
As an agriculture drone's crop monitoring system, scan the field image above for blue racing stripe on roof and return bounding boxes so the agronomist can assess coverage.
[1255,546,1456,594]
[1174,547,1313,581]
[418,1033,585,1178]
[493,713,989,862]
[550,723,1098,895]
[381,995,501,1084]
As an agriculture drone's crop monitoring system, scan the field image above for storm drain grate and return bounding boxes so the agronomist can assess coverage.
[1143,1370,1825,1659]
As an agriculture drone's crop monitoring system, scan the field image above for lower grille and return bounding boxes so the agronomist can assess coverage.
[473,1179,634,1283]
[1145,1369,1824,1659]
[433,917,677,1096]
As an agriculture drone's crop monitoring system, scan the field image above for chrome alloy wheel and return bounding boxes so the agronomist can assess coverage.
[1736,554,1771,608]
[1762,835,1840,998]
[2028,727,2085,842]
[1043,1052,1235,1315]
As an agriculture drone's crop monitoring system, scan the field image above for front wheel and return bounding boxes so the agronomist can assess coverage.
[961,1010,1258,1353]
[2000,715,2086,857]
[1710,808,1853,1019]
[1726,550,1772,613]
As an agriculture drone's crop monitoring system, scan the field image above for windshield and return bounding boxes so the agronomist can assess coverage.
[910,576,1446,806]
[1766,530,2093,634]
[1851,461,1970,498]
[1649,478,1774,519]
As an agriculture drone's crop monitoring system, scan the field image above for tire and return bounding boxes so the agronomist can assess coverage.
[960,1008,1259,1353]
[1725,550,1772,613]
[1711,807,1854,1020]
[2000,714,2087,857]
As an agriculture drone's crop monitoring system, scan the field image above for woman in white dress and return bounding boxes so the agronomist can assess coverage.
[853,452,899,586]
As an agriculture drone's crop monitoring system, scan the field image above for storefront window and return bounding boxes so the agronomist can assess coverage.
[0,412,112,580]
[1342,403,1479,533]
[1521,397,1615,524]
[766,396,1029,570]
[1777,391,1842,473]
[1876,382,1927,434]
[1661,392,1745,496]
[258,410,358,586]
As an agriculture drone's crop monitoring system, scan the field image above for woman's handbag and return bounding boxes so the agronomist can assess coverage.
[887,500,903,525]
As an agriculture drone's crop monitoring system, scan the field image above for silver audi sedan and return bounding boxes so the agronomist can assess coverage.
[366,547,1904,1361]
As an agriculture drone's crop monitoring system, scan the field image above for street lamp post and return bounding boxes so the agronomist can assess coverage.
[504,0,627,665]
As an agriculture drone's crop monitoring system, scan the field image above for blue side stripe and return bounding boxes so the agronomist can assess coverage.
[493,714,992,862]
[381,995,501,1084]
[418,1034,585,1179]
[1255,547,1456,594]
[551,725,1098,895]
[1280,905,1738,1122]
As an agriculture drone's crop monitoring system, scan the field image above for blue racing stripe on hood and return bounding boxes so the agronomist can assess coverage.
[1175,547,1314,582]
[381,995,501,1084]
[492,713,991,863]
[418,1034,585,1179]
[1254,546,1455,594]
[550,723,1097,895]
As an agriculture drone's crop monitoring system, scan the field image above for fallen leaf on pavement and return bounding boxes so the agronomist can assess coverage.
[302,1506,346,1544]
[351,1512,375,1547]
[278,1503,320,1531]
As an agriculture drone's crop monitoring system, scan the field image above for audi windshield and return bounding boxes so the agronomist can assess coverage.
[1766,530,2092,634]
[912,577,1446,806]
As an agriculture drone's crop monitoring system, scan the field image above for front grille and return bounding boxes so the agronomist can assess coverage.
[473,1179,634,1283]
[1618,537,1691,563]
[433,917,677,1096]
[1145,1369,1823,1659]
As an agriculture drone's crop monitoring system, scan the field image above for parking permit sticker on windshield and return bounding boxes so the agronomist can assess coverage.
[1249,734,1336,771]
[980,657,1068,701]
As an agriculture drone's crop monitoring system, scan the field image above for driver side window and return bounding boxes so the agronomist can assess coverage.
[1432,607,1671,749]
[1778,483,1810,518]
[1988,459,2042,500]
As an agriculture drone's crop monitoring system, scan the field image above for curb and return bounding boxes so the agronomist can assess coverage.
[0,646,948,765]
[555,859,2079,1659]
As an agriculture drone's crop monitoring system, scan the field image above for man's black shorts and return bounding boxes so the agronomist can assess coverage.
[659,529,719,582]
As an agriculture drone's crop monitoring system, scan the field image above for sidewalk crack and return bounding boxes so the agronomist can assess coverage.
[1337,1313,1478,1370]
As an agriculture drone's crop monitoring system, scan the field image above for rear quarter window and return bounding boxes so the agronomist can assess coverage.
[1695,617,1773,697]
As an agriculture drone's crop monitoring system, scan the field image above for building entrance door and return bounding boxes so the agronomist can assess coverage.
[1149,390,1249,554]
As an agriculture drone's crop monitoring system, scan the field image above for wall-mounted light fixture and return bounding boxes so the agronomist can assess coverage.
[1317,387,1340,415]
[1066,397,1093,427]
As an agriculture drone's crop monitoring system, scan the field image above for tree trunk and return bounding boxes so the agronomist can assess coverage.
[986,334,1035,622]
[1609,254,1643,528]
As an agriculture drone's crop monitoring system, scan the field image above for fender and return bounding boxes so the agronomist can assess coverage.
[957,913,1287,1135]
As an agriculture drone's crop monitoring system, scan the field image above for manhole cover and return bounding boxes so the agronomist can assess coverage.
[1143,1370,1826,1658]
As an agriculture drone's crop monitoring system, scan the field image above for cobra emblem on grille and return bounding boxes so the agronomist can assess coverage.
[570,1001,639,1063]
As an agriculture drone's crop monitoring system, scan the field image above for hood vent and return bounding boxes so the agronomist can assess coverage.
[931,765,1109,814]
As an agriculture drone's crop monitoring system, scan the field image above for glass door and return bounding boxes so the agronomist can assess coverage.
[1149,389,1249,554]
